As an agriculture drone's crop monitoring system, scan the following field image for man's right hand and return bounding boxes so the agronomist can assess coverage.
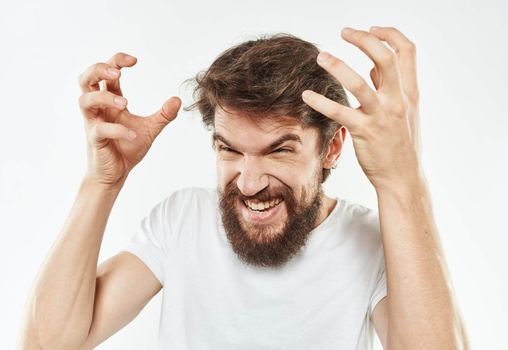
[79,52,181,188]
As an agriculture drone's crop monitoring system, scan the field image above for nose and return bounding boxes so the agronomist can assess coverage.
[236,155,269,197]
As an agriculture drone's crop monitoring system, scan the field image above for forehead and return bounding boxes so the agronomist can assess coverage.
[214,107,318,151]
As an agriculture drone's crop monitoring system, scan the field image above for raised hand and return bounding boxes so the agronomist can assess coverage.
[302,26,422,190]
[78,52,181,188]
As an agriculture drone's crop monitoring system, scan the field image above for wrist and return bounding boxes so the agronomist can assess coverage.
[373,169,428,198]
[81,174,127,194]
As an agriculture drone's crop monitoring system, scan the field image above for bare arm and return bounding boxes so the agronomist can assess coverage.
[374,177,469,349]
[79,250,162,349]
[17,178,163,349]
[17,178,120,348]
[18,177,118,349]
[301,25,468,348]
[17,52,181,349]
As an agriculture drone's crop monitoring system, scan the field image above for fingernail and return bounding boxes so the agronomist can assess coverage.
[125,54,136,62]
[370,26,381,31]
[115,96,127,106]
[342,27,355,36]
[107,68,119,77]
[317,52,331,63]
[128,130,137,139]
[302,90,312,99]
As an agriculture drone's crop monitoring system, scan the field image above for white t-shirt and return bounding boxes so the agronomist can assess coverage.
[123,187,387,350]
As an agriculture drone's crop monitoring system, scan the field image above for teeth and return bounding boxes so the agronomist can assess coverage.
[253,202,264,210]
[244,198,282,211]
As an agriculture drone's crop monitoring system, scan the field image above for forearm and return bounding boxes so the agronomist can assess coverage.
[19,177,124,349]
[375,174,468,349]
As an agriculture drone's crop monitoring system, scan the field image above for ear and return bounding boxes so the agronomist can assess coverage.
[322,127,347,169]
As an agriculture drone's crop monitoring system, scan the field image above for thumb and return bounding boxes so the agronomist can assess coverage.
[147,96,182,135]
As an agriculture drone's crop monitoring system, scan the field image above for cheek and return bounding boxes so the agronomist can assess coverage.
[267,160,314,189]
[279,158,322,194]
[273,156,320,178]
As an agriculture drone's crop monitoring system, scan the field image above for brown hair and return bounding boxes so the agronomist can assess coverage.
[184,33,350,183]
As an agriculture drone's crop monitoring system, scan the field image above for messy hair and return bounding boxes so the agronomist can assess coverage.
[184,33,350,183]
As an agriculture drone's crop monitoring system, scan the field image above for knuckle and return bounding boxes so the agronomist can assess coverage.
[327,57,342,70]
[403,40,417,53]
[349,79,368,94]
[379,52,397,67]
[87,92,100,107]
[81,91,109,108]
[114,52,125,59]
[391,98,409,116]
[386,26,398,33]
[108,52,126,65]
[100,62,112,70]
[90,62,103,74]
[79,63,103,86]
[99,62,113,76]
[98,91,114,106]
[79,66,93,85]
[355,31,369,40]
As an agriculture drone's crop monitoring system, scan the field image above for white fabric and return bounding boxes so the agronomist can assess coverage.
[123,187,387,350]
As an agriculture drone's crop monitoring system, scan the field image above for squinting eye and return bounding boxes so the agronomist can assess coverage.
[273,148,292,153]
[219,146,239,154]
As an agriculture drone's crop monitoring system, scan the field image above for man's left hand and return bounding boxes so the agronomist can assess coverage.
[302,26,423,190]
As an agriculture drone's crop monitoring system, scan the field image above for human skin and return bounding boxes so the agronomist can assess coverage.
[302,26,469,349]
[16,53,182,349]
[213,109,344,242]
[17,26,469,350]
[213,108,346,267]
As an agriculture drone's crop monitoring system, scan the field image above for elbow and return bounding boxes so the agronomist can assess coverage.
[17,315,89,350]
[33,329,90,350]
[387,326,469,350]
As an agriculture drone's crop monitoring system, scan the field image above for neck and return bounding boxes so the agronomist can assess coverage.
[313,194,337,229]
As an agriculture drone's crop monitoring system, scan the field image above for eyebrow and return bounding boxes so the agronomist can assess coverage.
[212,132,303,153]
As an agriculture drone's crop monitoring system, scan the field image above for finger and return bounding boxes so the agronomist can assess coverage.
[79,63,121,93]
[79,91,128,116]
[104,52,138,96]
[369,26,419,101]
[146,96,182,137]
[370,67,380,90]
[317,52,379,114]
[341,27,402,94]
[90,121,137,142]
[301,90,364,132]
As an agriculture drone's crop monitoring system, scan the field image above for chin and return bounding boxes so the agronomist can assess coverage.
[218,181,323,268]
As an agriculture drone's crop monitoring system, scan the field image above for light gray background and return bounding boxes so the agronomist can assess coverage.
[1,0,507,348]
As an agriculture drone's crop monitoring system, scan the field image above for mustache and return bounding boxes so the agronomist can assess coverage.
[223,181,294,203]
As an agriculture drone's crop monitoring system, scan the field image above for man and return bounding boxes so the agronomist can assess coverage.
[18,26,469,349]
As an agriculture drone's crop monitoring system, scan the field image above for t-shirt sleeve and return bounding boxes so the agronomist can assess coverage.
[368,256,388,318]
[121,196,171,286]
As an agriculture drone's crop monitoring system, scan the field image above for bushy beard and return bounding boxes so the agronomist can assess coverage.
[218,180,323,268]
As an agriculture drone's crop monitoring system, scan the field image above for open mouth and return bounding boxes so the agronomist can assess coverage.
[243,198,283,212]
[239,197,285,224]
